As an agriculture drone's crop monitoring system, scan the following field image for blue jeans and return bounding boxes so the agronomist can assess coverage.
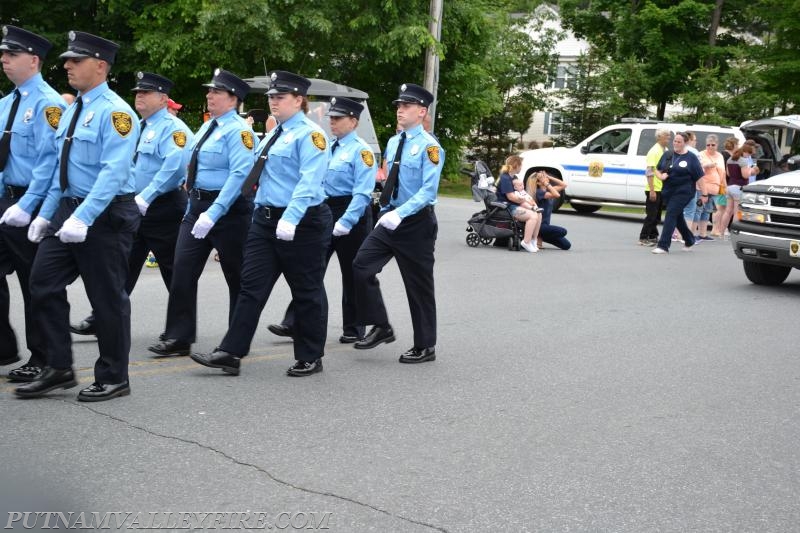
[658,186,696,251]
[692,190,715,222]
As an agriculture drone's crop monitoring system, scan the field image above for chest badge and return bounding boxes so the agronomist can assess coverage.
[23,108,33,123]
[146,130,156,142]
[83,111,95,127]
[410,145,419,156]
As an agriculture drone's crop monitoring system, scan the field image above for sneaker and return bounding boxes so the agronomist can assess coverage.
[520,241,539,253]
[651,247,668,254]
[700,235,714,241]
[646,239,658,247]
[638,239,649,246]
[683,242,694,252]
[145,253,158,268]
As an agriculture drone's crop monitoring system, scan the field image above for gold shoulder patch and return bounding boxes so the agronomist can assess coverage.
[360,149,374,167]
[241,131,254,150]
[426,146,440,165]
[311,131,327,151]
[172,131,187,148]
[44,106,62,130]
[111,111,133,137]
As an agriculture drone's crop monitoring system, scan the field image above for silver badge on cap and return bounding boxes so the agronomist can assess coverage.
[401,84,407,92]
[331,97,337,105]
[68,31,76,41]
[214,68,221,76]
[2,26,8,37]
[137,72,144,79]
[270,72,277,81]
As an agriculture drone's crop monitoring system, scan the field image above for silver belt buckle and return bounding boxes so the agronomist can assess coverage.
[264,207,272,219]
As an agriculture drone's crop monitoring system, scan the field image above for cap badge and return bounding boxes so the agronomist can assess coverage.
[68,31,76,41]
[270,72,277,81]
[2,27,7,37]
[214,68,221,76]
[401,84,407,91]
[330,97,337,105]
[137,72,144,79]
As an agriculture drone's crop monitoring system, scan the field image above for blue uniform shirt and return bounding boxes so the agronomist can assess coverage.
[0,73,65,214]
[324,129,376,230]
[255,111,328,226]
[40,81,139,225]
[383,123,442,218]
[191,108,256,222]
[134,107,194,203]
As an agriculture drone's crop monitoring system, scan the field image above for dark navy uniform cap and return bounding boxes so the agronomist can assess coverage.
[393,83,434,108]
[327,97,363,119]
[266,70,311,96]
[0,25,53,58]
[131,71,173,94]
[202,68,250,99]
[59,31,119,64]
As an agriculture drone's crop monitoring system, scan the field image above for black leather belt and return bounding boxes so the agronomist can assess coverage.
[189,188,220,201]
[394,205,434,219]
[64,193,135,207]
[4,185,27,199]
[325,195,352,207]
[256,205,286,219]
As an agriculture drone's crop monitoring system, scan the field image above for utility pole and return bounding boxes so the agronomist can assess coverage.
[423,0,443,132]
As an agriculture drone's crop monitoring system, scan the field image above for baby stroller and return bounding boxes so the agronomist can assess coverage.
[463,160,522,251]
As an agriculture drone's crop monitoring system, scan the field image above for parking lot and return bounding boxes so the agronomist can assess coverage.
[1,197,798,532]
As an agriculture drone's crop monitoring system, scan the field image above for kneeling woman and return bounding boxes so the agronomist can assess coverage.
[497,155,541,253]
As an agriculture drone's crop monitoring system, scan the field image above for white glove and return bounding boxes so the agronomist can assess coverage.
[55,215,89,243]
[0,203,31,227]
[191,212,215,239]
[377,210,402,231]
[332,220,350,237]
[27,216,49,243]
[134,194,149,216]
[276,219,296,241]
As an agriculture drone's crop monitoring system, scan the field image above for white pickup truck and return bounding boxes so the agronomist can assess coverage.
[518,119,744,213]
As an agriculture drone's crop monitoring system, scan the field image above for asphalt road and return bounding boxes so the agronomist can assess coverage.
[1,198,798,532]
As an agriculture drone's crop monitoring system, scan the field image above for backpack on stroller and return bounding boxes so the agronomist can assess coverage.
[463,161,522,251]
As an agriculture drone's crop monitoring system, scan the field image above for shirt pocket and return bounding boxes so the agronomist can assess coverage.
[198,139,225,169]
[136,142,160,172]
[269,140,294,162]
[10,122,36,157]
[72,127,100,165]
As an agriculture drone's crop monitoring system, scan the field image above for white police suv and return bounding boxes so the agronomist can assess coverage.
[519,119,744,213]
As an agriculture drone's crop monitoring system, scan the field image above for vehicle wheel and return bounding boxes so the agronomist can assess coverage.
[571,203,601,214]
[466,232,480,247]
[742,260,791,285]
[480,237,492,245]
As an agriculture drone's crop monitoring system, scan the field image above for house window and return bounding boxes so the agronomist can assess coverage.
[551,65,577,90]
[544,111,563,136]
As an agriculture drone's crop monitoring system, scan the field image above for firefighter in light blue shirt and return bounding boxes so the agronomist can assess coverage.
[352,83,442,365]
[269,96,375,344]
[191,70,332,378]
[0,25,63,382]
[16,31,141,402]
[70,72,194,337]
[147,68,256,359]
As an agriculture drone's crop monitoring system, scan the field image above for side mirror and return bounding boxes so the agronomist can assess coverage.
[580,145,589,154]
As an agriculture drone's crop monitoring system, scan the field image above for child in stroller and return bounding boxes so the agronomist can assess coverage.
[464,160,524,251]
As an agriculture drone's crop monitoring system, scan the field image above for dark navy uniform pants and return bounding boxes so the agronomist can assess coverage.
[220,204,332,362]
[127,188,187,294]
[0,195,46,366]
[163,194,252,343]
[281,196,371,338]
[29,197,139,383]
[352,206,437,348]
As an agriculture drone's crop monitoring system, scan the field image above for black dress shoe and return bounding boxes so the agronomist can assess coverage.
[148,338,191,357]
[0,354,20,366]
[286,358,323,377]
[77,381,130,402]
[70,317,96,336]
[338,334,362,344]
[399,346,436,364]
[267,324,294,338]
[190,349,241,375]
[7,364,43,382]
[14,367,77,398]
[353,325,395,350]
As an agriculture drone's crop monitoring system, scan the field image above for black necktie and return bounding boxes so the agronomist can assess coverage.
[331,139,340,154]
[0,89,22,172]
[59,96,84,191]
[186,119,218,191]
[132,119,146,164]
[379,131,405,207]
[240,125,283,196]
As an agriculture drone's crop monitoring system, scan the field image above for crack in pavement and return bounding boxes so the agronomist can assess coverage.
[59,399,449,533]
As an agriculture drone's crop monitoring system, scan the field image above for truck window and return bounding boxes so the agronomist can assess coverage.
[588,128,632,155]
[638,129,656,156]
